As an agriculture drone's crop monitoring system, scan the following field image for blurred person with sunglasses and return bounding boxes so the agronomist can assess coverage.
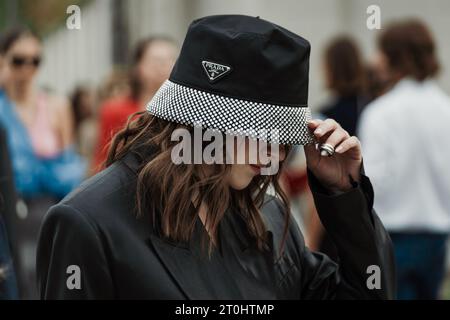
[0,27,86,299]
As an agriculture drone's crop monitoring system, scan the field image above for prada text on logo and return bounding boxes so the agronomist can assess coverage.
[202,60,232,82]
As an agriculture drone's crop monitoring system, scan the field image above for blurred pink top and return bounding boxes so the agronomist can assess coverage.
[28,93,61,158]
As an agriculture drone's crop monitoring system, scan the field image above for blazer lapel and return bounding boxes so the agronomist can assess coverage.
[146,219,244,299]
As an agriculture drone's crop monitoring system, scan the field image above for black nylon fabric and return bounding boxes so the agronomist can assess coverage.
[170,14,310,107]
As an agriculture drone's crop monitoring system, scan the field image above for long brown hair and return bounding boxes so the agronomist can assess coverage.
[105,112,292,254]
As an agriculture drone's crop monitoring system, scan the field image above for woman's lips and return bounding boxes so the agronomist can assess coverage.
[249,164,262,174]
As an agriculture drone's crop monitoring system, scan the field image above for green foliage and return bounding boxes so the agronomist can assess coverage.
[0,0,91,36]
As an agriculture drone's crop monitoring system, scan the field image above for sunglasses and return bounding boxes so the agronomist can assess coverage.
[10,55,42,68]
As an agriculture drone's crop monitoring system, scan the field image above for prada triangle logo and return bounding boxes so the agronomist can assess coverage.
[201,60,232,82]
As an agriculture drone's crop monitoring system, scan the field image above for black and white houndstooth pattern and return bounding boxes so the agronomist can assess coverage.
[146,80,314,145]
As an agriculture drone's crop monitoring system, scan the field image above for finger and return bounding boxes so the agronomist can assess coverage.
[307,119,323,130]
[304,142,320,164]
[312,118,338,139]
[322,128,349,149]
[304,142,318,155]
[335,136,361,154]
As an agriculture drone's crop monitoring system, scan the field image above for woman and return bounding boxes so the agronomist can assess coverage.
[37,15,395,299]
[0,27,86,299]
[93,36,177,171]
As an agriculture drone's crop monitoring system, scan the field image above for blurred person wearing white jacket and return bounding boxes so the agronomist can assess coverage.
[359,19,450,300]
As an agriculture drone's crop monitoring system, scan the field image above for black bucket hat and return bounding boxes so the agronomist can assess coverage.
[146,14,314,145]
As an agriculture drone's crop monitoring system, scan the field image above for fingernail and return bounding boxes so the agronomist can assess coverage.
[335,146,343,153]
[314,128,322,135]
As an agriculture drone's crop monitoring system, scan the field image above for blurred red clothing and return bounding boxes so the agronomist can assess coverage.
[281,168,309,197]
[93,97,140,172]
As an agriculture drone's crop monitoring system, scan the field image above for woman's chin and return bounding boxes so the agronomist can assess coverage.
[229,176,254,190]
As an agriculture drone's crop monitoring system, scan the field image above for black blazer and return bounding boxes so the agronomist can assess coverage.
[0,124,19,299]
[0,124,18,247]
[36,150,396,299]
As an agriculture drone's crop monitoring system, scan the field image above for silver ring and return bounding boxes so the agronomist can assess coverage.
[319,143,335,157]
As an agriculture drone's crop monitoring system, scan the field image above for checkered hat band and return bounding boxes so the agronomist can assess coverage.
[146,80,314,145]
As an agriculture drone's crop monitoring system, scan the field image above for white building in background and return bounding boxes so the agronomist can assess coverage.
[37,0,450,112]
[37,0,113,95]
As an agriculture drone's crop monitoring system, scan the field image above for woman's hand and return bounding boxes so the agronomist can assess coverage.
[304,119,362,193]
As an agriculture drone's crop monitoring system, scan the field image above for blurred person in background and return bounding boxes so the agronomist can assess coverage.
[321,36,367,136]
[358,19,450,300]
[1,124,19,300]
[0,27,86,299]
[93,36,177,171]
[306,36,367,260]
[0,43,19,300]
[97,68,131,102]
[70,86,97,167]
